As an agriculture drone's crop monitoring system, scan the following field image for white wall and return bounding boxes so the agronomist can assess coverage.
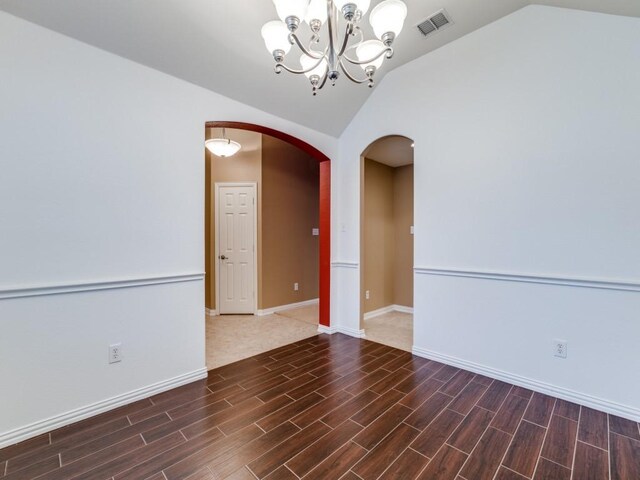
[336,6,640,419]
[0,11,336,447]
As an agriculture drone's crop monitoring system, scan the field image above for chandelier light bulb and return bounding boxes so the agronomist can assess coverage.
[261,20,292,57]
[300,54,328,79]
[272,0,310,26]
[369,0,407,42]
[304,0,328,24]
[356,39,386,70]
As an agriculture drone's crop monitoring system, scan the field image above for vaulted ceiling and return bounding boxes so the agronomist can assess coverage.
[2,0,638,136]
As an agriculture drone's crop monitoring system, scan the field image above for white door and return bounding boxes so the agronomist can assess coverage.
[217,184,256,314]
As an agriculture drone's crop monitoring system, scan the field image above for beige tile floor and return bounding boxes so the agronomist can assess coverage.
[206,304,413,369]
[275,303,319,325]
[206,310,319,369]
[363,311,413,352]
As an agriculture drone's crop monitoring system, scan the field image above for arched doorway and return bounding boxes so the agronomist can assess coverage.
[360,135,414,351]
[205,121,331,331]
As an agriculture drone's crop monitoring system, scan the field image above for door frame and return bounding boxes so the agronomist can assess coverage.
[206,121,331,329]
[214,182,259,315]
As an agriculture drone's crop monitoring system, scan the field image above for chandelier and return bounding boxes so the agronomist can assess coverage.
[205,128,242,157]
[261,0,408,95]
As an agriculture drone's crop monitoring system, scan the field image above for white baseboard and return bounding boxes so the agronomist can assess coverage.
[336,326,366,338]
[318,324,365,338]
[205,308,218,316]
[412,346,640,423]
[393,305,414,314]
[0,367,208,449]
[364,304,414,320]
[256,298,319,316]
[317,324,337,335]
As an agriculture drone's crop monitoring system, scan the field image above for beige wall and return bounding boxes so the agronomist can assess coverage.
[262,135,319,308]
[205,129,262,310]
[205,129,319,311]
[362,159,413,314]
[393,165,414,308]
[362,159,395,312]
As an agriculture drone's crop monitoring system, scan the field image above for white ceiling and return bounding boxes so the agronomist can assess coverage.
[2,0,638,136]
[364,135,414,167]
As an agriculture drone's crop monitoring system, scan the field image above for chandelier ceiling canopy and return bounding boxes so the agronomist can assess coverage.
[262,0,408,95]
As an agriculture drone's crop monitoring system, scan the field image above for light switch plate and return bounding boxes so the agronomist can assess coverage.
[312,228,319,236]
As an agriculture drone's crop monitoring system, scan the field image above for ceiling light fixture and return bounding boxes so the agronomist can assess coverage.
[262,0,408,95]
[205,128,242,158]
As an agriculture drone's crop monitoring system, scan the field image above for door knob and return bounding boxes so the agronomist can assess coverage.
[219,255,228,260]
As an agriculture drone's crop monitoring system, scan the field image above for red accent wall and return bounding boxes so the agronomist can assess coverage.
[319,161,331,327]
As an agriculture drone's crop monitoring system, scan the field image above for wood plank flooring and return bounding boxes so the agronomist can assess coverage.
[1,333,639,479]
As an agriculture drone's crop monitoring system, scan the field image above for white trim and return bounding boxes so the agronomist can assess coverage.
[335,326,366,338]
[414,267,640,293]
[317,324,338,335]
[411,346,640,422]
[256,298,319,316]
[0,273,205,300]
[0,367,208,449]
[393,304,413,314]
[363,304,414,320]
[215,183,258,315]
[205,308,219,317]
[364,305,395,320]
[331,261,359,269]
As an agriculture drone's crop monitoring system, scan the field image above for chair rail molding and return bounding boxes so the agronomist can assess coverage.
[331,261,359,269]
[414,267,640,293]
[0,273,205,300]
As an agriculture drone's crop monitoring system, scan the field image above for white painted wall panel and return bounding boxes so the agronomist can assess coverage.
[337,6,640,417]
[0,10,336,445]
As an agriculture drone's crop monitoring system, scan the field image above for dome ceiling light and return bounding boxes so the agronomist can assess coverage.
[205,128,242,157]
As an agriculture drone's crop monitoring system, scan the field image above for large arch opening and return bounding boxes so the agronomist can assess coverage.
[360,134,414,351]
[204,121,331,368]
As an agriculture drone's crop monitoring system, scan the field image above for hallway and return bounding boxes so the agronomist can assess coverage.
[206,306,318,370]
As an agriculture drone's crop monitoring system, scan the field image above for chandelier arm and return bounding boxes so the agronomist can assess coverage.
[318,72,329,90]
[346,27,364,51]
[289,33,324,59]
[338,59,369,84]
[275,55,328,75]
[342,46,394,66]
[336,23,354,58]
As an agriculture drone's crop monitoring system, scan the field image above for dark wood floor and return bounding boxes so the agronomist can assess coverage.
[1,334,639,480]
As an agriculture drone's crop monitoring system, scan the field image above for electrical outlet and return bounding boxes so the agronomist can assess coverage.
[294,283,299,291]
[410,225,414,235]
[365,290,370,300]
[553,339,567,359]
[109,343,123,364]
[312,228,319,236]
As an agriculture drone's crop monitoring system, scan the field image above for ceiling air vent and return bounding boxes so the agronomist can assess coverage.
[417,9,453,38]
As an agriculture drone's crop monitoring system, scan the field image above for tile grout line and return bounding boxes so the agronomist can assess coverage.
[607,414,612,480]
[530,397,557,479]
[491,387,535,480]
[284,463,301,478]
[569,406,583,480]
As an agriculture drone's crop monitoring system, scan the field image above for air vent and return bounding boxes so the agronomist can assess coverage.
[417,9,453,37]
